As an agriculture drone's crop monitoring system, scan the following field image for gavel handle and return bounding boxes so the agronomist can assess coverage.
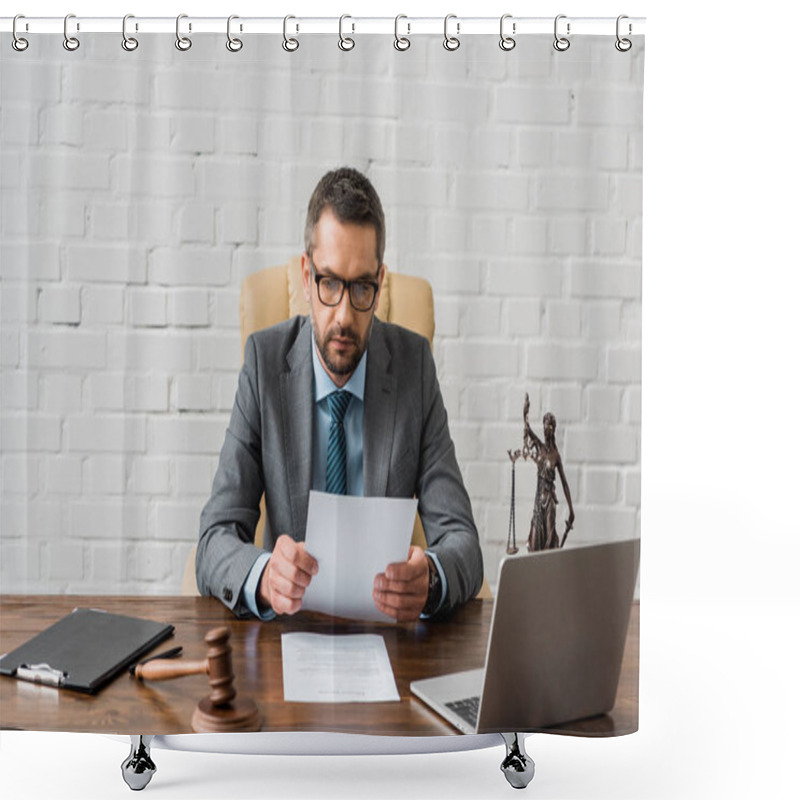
[135,659,208,681]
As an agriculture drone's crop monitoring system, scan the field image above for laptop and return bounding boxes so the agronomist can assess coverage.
[411,538,640,734]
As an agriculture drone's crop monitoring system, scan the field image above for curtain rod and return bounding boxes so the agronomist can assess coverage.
[1,16,646,37]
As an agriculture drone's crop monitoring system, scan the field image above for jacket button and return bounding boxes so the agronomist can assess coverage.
[223,588,233,602]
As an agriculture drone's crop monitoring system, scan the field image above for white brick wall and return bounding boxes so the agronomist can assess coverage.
[1,34,642,596]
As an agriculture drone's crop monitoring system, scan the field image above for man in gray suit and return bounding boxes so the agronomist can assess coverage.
[196,168,483,621]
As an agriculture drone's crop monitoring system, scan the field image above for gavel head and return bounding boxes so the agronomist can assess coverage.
[204,626,237,707]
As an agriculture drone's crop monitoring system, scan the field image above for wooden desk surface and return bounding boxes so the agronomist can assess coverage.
[0,595,638,737]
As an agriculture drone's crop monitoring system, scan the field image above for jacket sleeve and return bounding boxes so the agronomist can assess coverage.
[415,342,484,615]
[195,334,266,617]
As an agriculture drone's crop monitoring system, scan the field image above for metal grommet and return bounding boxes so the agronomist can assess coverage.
[175,13,192,51]
[338,14,355,51]
[122,14,138,51]
[394,14,410,51]
[553,14,570,52]
[282,15,299,52]
[12,14,29,52]
[226,15,243,52]
[615,15,632,52]
[443,14,460,51]
[63,13,80,51]
[499,13,516,51]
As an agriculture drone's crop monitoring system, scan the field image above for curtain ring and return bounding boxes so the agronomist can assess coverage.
[226,15,243,52]
[338,14,355,51]
[122,14,139,51]
[499,14,516,51]
[12,14,29,52]
[282,15,299,52]
[175,14,192,51]
[615,15,632,52]
[443,14,460,51]
[63,13,80,51]
[553,14,570,51]
[394,14,410,51]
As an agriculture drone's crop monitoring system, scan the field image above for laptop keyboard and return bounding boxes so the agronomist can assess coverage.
[445,696,480,728]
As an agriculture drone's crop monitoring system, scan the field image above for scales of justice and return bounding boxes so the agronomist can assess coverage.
[506,393,575,555]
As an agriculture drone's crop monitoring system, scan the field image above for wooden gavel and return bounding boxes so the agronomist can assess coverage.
[135,626,237,707]
[135,626,260,733]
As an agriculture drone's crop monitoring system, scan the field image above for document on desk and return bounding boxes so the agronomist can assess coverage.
[282,633,400,702]
[301,491,418,623]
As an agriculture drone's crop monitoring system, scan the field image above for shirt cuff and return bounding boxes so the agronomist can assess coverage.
[243,551,276,621]
[420,550,448,619]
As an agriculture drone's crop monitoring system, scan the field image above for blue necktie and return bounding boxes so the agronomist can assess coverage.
[325,390,352,495]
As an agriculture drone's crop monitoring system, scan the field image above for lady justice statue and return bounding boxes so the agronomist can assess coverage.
[518,393,575,551]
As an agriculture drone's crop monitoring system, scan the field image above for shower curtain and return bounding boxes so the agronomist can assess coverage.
[0,20,643,745]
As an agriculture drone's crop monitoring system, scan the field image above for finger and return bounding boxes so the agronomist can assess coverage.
[269,570,308,600]
[373,596,419,623]
[373,588,426,614]
[293,543,319,576]
[274,537,319,576]
[271,593,302,616]
[271,555,315,588]
[374,574,427,595]
[383,560,426,583]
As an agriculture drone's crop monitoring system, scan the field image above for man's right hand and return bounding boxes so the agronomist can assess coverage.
[257,534,318,616]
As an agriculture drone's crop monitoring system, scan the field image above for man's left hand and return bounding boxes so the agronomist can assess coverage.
[373,546,429,622]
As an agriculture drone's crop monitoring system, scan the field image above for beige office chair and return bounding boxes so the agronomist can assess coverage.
[182,257,489,599]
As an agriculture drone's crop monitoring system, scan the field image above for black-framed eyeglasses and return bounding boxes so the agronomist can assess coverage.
[310,261,380,312]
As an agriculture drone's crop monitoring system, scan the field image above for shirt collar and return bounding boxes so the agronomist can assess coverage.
[311,330,367,405]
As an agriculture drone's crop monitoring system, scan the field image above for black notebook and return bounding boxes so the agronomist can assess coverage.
[0,608,174,693]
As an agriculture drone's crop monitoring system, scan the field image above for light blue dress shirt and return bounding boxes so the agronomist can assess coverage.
[243,332,446,619]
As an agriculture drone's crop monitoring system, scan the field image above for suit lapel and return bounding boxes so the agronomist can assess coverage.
[281,318,313,537]
[363,320,396,497]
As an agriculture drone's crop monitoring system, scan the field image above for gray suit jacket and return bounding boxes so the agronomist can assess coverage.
[196,315,483,618]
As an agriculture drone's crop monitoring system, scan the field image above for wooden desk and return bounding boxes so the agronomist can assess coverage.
[0,596,638,737]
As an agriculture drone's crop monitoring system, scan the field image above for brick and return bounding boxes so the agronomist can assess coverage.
[41,374,82,412]
[546,302,582,337]
[614,175,644,217]
[607,347,642,383]
[71,502,149,539]
[221,117,259,154]
[584,469,619,504]
[168,290,210,327]
[173,375,213,411]
[575,89,643,127]
[2,330,19,367]
[2,500,65,539]
[213,374,238,410]
[196,334,240,371]
[486,261,562,297]
[369,167,449,208]
[480,422,527,462]
[464,384,503,422]
[586,386,623,423]
[570,262,641,300]
[304,119,346,160]
[592,220,628,255]
[155,502,203,541]
[150,249,232,287]
[452,172,529,212]
[444,342,519,379]
[595,131,630,170]
[567,508,638,543]
[1,283,37,322]
[461,299,502,337]
[583,302,622,339]
[550,219,589,255]
[448,422,482,463]
[625,470,641,506]
[64,63,149,105]
[0,151,21,189]
[0,541,41,587]
[107,332,192,373]
[389,123,431,164]
[87,374,169,413]
[434,299,460,338]
[66,245,147,284]
[28,153,110,190]
[44,457,83,495]
[517,130,553,168]
[536,174,610,211]
[431,215,468,251]
[1,242,60,280]
[1,414,61,452]
[130,114,171,150]
[130,457,171,495]
[174,456,216,496]
[39,285,81,324]
[40,196,87,237]
[148,417,228,455]
[464,463,502,500]
[65,416,147,453]
[84,110,127,150]
[45,543,85,581]
[259,117,305,158]
[131,544,174,582]
[89,545,129,584]
[40,106,83,146]
[563,427,638,464]
[506,299,542,336]
[1,105,38,145]
[114,155,195,197]
[26,330,105,369]
[509,218,547,255]
[128,288,167,327]
[625,386,642,424]
[414,258,481,295]
[322,77,401,118]
[221,203,258,245]
[171,114,215,153]
[84,456,128,494]
[494,86,569,124]
[197,160,274,200]
[82,285,124,324]
[1,455,38,496]
[525,344,599,381]
[2,370,38,410]
[180,204,216,244]
[541,386,582,424]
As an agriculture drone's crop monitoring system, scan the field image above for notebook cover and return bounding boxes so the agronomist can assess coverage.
[0,608,174,693]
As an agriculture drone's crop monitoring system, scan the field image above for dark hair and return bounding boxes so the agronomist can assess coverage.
[304,167,385,267]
